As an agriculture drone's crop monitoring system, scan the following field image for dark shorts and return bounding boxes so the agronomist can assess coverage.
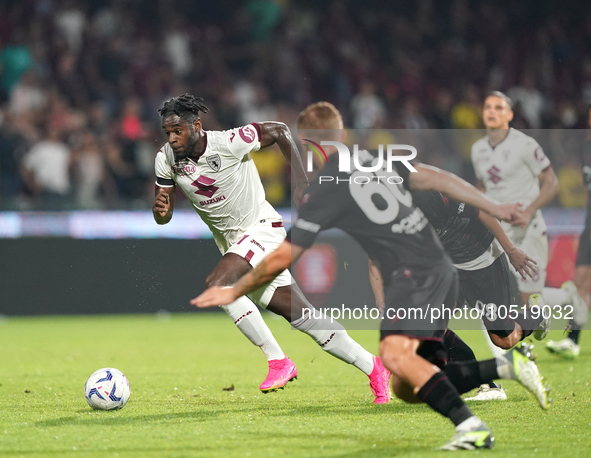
[458,253,520,338]
[380,260,459,343]
[576,227,591,267]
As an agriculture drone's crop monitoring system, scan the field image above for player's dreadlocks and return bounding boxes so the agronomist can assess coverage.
[158,93,210,123]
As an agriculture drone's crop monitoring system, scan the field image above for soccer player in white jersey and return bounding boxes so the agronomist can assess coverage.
[471,92,559,310]
[152,94,391,402]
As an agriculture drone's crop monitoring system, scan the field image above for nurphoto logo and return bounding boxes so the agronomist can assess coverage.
[304,141,418,174]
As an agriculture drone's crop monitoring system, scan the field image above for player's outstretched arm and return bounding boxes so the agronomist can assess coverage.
[407,163,522,223]
[368,258,385,313]
[478,210,538,280]
[257,122,309,206]
[153,186,175,225]
[191,241,304,308]
[515,167,559,228]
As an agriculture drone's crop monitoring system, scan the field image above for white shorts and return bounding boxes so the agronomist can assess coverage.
[502,213,548,294]
[225,222,293,307]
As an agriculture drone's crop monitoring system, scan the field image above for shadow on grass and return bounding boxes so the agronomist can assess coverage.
[34,401,431,429]
[34,409,224,427]
[236,401,433,417]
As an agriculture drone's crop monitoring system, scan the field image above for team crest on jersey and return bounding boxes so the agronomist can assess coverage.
[206,154,221,172]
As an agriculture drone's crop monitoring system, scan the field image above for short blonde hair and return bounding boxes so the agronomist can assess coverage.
[296,101,344,130]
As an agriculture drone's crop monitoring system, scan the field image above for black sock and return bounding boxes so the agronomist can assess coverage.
[443,329,498,388]
[443,329,476,362]
[416,371,474,427]
[568,320,581,344]
[443,359,499,394]
[515,311,543,339]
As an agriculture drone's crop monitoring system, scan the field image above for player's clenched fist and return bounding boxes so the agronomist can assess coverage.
[153,189,170,216]
[153,187,174,224]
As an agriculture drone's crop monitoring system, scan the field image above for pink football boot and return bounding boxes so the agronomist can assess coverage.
[368,356,391,404]
[259,355,298,393]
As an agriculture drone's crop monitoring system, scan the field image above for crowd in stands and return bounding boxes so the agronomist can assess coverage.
[0,0,590,211]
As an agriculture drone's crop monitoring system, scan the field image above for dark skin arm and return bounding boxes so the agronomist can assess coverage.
[478,210,537,280]
[368,258,385,313]
[516,167,559,228]
[191,241,303,307]
[257,122,309,206]
[152,185,176,225]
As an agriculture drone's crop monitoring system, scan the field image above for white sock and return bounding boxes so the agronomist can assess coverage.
[495,354,513,380]
[456,416,482,433]
[221,296,285,361]
[481,321,506,358]
[291,309,374,375]
[542,287,569,306]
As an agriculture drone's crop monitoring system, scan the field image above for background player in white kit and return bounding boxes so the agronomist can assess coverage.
[471,92,559,311]
[546,103,591,358]
[152,94,391,402]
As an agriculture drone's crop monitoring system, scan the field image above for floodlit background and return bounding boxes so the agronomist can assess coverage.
[1,0,591,211]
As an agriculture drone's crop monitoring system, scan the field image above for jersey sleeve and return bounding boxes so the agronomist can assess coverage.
[394,162,413,191]
[288,181,347,249]
[470,143,484,181]
[413,191,479,220]
[522,138,551,177]
[225,123,262,159]
[22,148,38,171]
[155,149,175,187]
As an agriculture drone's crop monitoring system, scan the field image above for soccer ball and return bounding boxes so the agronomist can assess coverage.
[84,368,130,410]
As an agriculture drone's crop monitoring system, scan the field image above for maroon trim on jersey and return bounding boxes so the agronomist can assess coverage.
[197,131,208,156]
[542,164,552,172]
[237,235,249,245]
[271,222,284,228]
[244,250,255,263]
[251,122,262,142]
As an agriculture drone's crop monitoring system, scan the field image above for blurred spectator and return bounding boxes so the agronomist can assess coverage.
[9,72,46,115]
[238,83,277,124]
[431,90,455,130]
[0,111,27,205]
[20,127,72,209]
[451,85,482,130]
[245,0,284,42]
[0,29,33,100]
[508,72,546,128]
[54,0,87,54]
[557,156,587,208]
[350,82,385,129]
[72,131,107,208]
[163,16,192,78]
[120,98,143,142]
[401,96,428,130]
[451,85,483,161]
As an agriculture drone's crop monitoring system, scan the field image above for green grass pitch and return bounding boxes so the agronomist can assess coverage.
[1,312,590,457]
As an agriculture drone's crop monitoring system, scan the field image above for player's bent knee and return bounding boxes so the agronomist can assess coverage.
[489,331,519,349]
[391,375,421,403]
[379,337,416,377]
